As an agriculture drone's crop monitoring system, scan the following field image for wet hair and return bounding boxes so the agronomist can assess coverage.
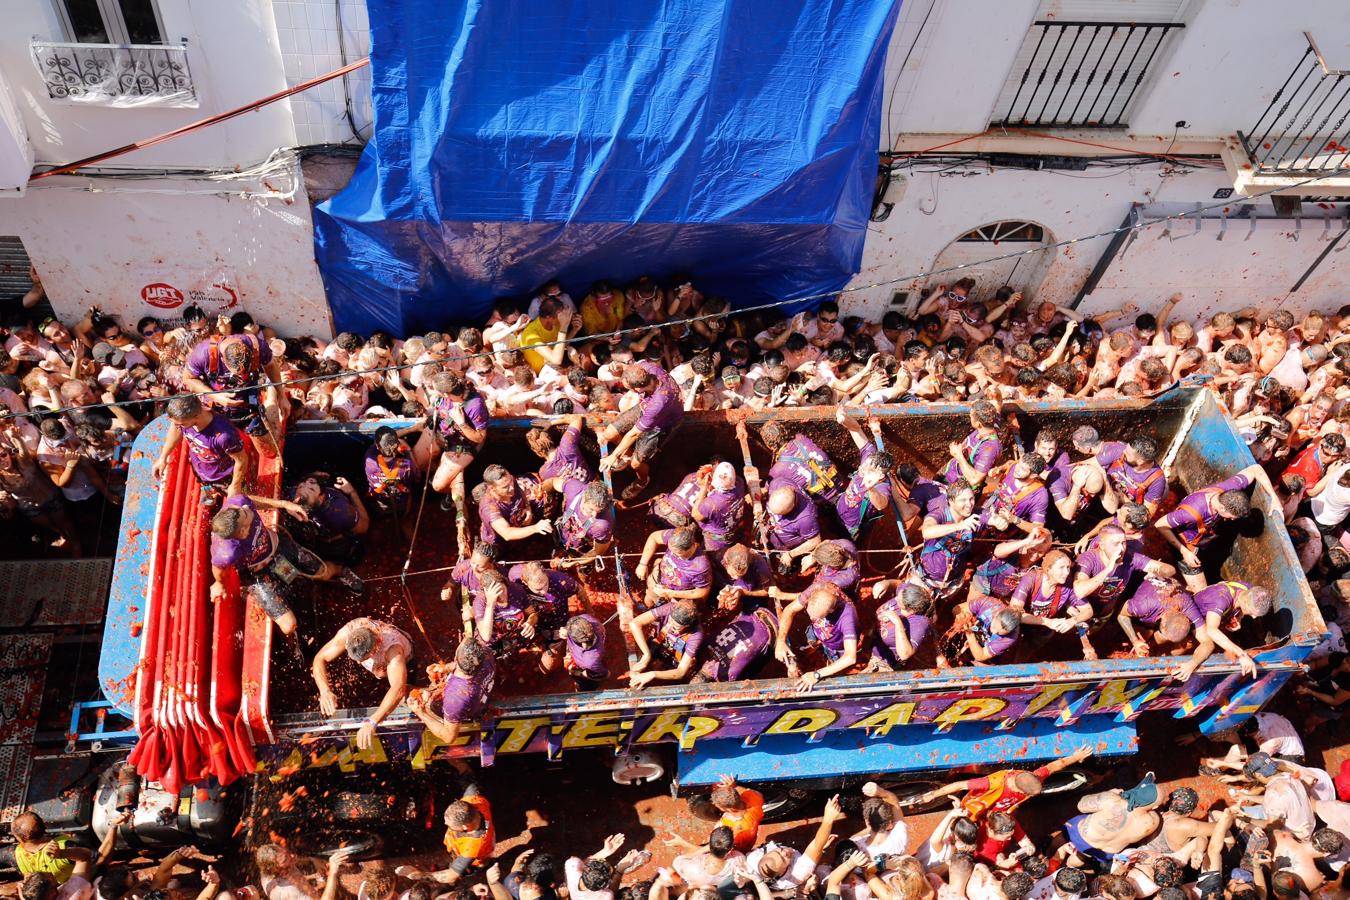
[335,331,363,352]
[710,782,741,810]
[1217,490,1252,518]
[445,799,482,829]
[992,607,1021,635]
[98,867,136,900]
[1002,872,1035,900]
[952,816,980,844]
[455,638,489,676]
[552,398,574,415]
[1095,875,1134,900]
[375,427,401,456]
[1167,786,1199,815]
[1314,827,1344,854]
[1119,502,1150,532]
[1152,857,1183,888]
[363,866,397,900]
[899,584,933,617]
[862,796,894,831]
[1055,868,1088,895]
[1072,425,1101,449]
[405,887,436,900]
[255,843,291,877]
[987,811,1016,836]
[947,477,976,504]
[1324,433,1347,454]
[708,825,735,857]
[567,615,599,647]
[523,851,558,887]
[1271,870,1307,900]
[482,464,511,485]
[1020,453,1047,477]
[210,507,245,538]
[671,601,700,629]
[623,365,655,390]
[39,418,66,440]
[1225,344,1253,366]
[472,542,499,561]
[1129,436,1158,463]
[20,873,56,900]
[1135,313,1158,333]
[1158,610,1193,644]
[1267,310,1296,332]
[580,859,615,892]
[1158,889,1189,900]
[813,541,852,570]
[1022,855,1049,879]
[669,526,699,553]
[345,626,376,660]
[165,394,203,420]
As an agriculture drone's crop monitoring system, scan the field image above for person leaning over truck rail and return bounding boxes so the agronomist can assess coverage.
[916,745,1092,818]
[310,617,412,751]
[1155,463,1270,592]
[153,394,249,500]
[774,580,860,693]
[208,488,364,660]
[406,638,495,748]
[1170,580,1272,681]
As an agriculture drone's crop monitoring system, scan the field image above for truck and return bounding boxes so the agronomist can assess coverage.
[3,388,1326,862]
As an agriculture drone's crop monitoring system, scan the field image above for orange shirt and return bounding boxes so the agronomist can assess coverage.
[718,788,765,851]
[444,794,496,862]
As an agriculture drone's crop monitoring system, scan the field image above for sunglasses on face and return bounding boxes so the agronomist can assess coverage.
[819,316,838,324]
[141,326,161,337]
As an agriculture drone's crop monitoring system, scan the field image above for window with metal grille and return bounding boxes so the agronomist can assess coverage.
[53,0,166,45]
[957,222,1046,243]
[991,21,1183,128]
[1237,33,1350,176]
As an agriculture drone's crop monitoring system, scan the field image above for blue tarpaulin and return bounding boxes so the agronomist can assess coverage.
[313,0,899,336]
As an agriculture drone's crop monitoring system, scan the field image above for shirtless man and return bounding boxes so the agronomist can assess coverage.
[1060,774,1166,869]
[311,617,412,750]
[0,429,79,553]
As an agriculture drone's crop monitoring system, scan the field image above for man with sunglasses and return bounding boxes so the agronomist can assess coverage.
[792,300,844,350]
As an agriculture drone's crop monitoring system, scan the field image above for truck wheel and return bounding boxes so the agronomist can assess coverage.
[884,780,945,813]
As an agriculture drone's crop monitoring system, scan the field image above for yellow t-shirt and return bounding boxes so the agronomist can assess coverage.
[519,318,561,373]
[15,837,75,884]
[581,291,626,336]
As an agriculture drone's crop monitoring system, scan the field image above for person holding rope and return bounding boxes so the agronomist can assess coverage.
[182,330,287,457]
[445,542,504,642]
[832,409,893,543]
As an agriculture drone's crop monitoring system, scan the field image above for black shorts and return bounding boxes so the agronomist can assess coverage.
[221,395,269,437]
[433,429,480,458]
[244,529,325,621]
[1178,558,1205,576]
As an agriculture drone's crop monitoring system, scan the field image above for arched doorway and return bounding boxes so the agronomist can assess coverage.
[925,221,1056,305]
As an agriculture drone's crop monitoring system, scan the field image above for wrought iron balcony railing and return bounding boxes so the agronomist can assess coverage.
[992,21,1183,129]
[1237,33,1350,176]
[30,41,195,108]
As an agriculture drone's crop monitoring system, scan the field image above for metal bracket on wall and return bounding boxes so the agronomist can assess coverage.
[1245,210,1259,241]
[1216,207,1228,241]
[1159,203,1203,241]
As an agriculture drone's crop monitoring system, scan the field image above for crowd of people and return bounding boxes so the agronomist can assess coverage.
[17,708,1350,900]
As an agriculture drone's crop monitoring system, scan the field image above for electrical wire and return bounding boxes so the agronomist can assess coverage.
[334,0,368,143]
[882,0,937,153]
[5,163,1348,427]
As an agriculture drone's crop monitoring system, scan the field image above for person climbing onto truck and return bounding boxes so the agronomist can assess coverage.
[916,745,1093,818]
[598,358,683,501]
[208,487,363,660]
[1155,464,1270,591]
[310,617,412,750]
[153,394,249,500]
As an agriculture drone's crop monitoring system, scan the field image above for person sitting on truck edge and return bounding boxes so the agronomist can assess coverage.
[544,613,609,691]
[628,599,704,688]
[363,425,418,525]
[693,607,778,683]
[868,581,934,672]
[1170,580,1272,681]
[407,638,496,748]
[635,526,713,608]
[477,464,552,546]
[832,409,893,542]
[1155,464,1269,592]
[917,745,1093,819]
[774,581,860,693]
[182,329,287,457]
[943,400,1004,488]
[711,775,765,852]
[401,784,496,885]
[153,394,249,501]
[598,358,684,501]
[311,617,412,750]
[287,471,370,565]
[208,488,364,659]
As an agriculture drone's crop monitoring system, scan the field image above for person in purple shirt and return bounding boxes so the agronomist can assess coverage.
[691,462,747,552]
[894,464,944,539]
[968,529,1052,604]
[477,465,550,546]
[364,426,419,522]
[833,409,893,541]
[1117,576,1205,676]
[628,600,705,687]
[636,526,713,606]
[943,400,1003,487]
[958,595,1021,664]
[406,638,496,747]
[443,542,502,637]
[651,467,709,528]
[599,360,683,501]
[154,394,248,496]
[694,608,777,683]
[1010,550,1096,659]
[1156,464,1266,591]
[553,478,615,568]
[1076,502,1150,558]
[803,539,860,595]
[714,543,775,613]
[1031,431,1073,497]
[917,480,1001,602]
[470,569,534,654]
[984,454,1051,530]
[208,489,362,655]
[1078,432,1167,515]
[1170,580,1272,681]
[765,479,822,567]
[544,613,608,690]
[509,561,583,636]
[527,414,595,492]
[869,581,934,671]
[762,423,841,502]
[1072,525,1175,617]
[411,371,489,545]
[775,581,860,692]
[288,472,370,564]
[183,332,285,455]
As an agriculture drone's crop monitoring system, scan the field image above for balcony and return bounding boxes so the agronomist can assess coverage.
[991,21,1184,129]
[30,41,195,108]
[1235,33,1350,177]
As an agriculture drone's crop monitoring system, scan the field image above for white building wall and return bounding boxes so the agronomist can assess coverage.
[273,0,373,147]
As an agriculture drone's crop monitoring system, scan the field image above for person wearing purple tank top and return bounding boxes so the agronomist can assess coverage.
[407,639,495,747]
